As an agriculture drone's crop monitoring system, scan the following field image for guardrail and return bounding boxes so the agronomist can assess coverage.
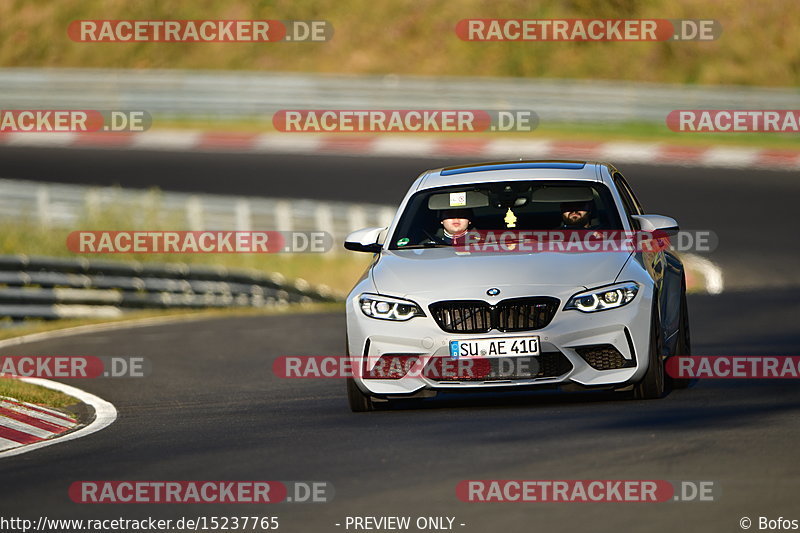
[1,68,798,124]
[0,178,384,320]
[0,255,338,322]
[0,178,396,253]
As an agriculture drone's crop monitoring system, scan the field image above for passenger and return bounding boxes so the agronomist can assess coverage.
[560,201,595,229]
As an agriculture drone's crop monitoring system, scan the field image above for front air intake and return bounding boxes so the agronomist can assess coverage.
[575,345,635,370]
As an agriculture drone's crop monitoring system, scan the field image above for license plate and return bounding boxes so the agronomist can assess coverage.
[449,337,540,359]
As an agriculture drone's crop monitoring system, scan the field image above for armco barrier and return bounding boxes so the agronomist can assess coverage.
[0,178,396,253]
[0,255,339,321]
[1,68,798,124]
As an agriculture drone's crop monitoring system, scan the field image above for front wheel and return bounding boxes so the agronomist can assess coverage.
[633,304,666,400]
[668,279,693,389]
[345,334,376,412]
[346,377,376,412]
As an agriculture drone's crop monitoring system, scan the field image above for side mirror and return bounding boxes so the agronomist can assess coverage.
[344,227,386,253]
[631,214,679,235]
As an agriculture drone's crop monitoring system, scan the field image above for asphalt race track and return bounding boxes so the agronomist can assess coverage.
[1,295,800,531]
[0,148,798,532]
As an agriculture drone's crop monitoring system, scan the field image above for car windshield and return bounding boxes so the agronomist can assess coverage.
[389,180,623,249]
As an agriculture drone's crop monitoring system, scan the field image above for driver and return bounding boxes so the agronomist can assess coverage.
[425,208,480,246]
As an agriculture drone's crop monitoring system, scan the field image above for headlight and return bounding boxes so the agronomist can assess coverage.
[359,293,425,321]
[564,282,639,313]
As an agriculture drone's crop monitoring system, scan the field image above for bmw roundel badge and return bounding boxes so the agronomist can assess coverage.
[486,288,501,296]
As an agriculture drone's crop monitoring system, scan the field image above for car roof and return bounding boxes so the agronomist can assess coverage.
[416,160,609,191]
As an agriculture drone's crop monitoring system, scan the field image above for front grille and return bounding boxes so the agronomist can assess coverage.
[496,298,560,332]
[428,300,491,333]
[433,352,573,381]
[429,297,559,333]
[575,345,635,370]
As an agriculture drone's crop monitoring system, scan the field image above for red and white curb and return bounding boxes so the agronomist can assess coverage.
[0,396,78,450]
[0,130,797,170]
[0,378,117,459]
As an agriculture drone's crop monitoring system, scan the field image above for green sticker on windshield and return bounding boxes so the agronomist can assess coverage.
[397,238,410,246]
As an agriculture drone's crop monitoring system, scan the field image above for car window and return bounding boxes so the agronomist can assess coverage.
[389,180,624,249]
[613,172,644,215]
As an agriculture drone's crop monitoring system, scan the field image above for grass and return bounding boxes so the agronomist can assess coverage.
[1,0,799,87]
[0,381,78,409]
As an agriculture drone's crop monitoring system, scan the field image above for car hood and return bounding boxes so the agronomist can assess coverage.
[371,248,631,299]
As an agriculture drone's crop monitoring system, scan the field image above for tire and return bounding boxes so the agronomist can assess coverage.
[668,278,693,389]
[345,335,376,412]
[633,302,666,400]
[347,377,376,412]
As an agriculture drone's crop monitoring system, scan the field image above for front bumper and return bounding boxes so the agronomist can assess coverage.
[346,286,654,397]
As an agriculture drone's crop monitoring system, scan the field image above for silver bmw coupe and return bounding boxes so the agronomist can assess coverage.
[344,161,690,411]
